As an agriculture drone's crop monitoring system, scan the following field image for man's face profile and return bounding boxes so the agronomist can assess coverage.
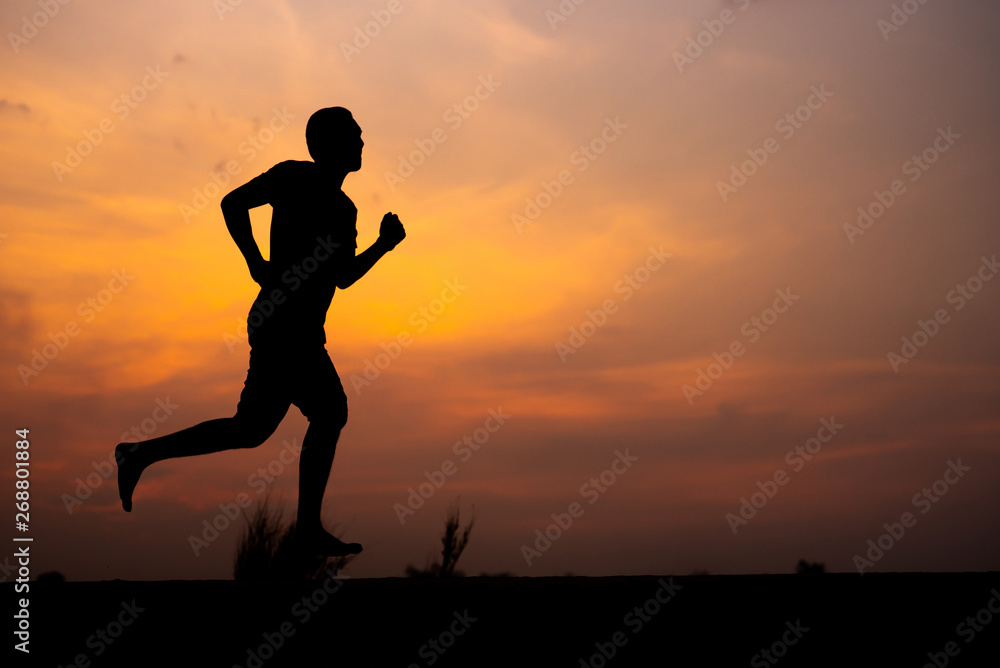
[306,107,363,173]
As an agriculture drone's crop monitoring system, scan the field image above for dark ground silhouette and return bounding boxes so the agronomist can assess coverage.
[14,572,1000,667]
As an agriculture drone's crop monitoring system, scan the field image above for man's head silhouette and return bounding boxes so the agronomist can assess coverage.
[306,107,363,173]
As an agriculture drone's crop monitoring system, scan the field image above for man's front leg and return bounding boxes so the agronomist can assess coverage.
[296,422,361,556]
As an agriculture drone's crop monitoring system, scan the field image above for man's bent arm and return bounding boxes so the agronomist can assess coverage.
[336,212,405,289]
[221,181,271,284]
[336,238,393,289]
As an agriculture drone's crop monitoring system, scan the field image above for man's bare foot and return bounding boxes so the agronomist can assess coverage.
[116,443,145,512]
[295,528,362,556]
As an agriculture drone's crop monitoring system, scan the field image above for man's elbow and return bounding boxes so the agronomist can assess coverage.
[334,263,361,290]
[338,266,366,289]
[220,192,241,214]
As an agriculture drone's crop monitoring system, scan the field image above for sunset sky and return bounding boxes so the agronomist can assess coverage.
[1,0,998,581]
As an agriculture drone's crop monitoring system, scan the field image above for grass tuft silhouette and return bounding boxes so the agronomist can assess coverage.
[406,498,475,577]
[233,493,354,580]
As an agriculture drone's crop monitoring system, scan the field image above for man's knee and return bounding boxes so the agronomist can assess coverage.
[231,413,282,448]
[309,401,348,432]
[328,402,349,431]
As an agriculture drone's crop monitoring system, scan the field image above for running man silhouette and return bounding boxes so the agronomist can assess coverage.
[116,107,405,556]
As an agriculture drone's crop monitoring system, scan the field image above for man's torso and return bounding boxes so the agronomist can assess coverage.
[246,160,358,347]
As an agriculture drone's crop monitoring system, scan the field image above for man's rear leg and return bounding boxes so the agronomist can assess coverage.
[117,410,285,512]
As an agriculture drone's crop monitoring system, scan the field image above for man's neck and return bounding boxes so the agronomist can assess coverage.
[313,161,349,189]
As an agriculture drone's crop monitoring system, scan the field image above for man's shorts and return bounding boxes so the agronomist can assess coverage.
[234,344,349,428]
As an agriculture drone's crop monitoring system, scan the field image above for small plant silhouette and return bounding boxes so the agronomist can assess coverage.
[795,559,826,575]
[233,493,353,580]
[406,499,475,577]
